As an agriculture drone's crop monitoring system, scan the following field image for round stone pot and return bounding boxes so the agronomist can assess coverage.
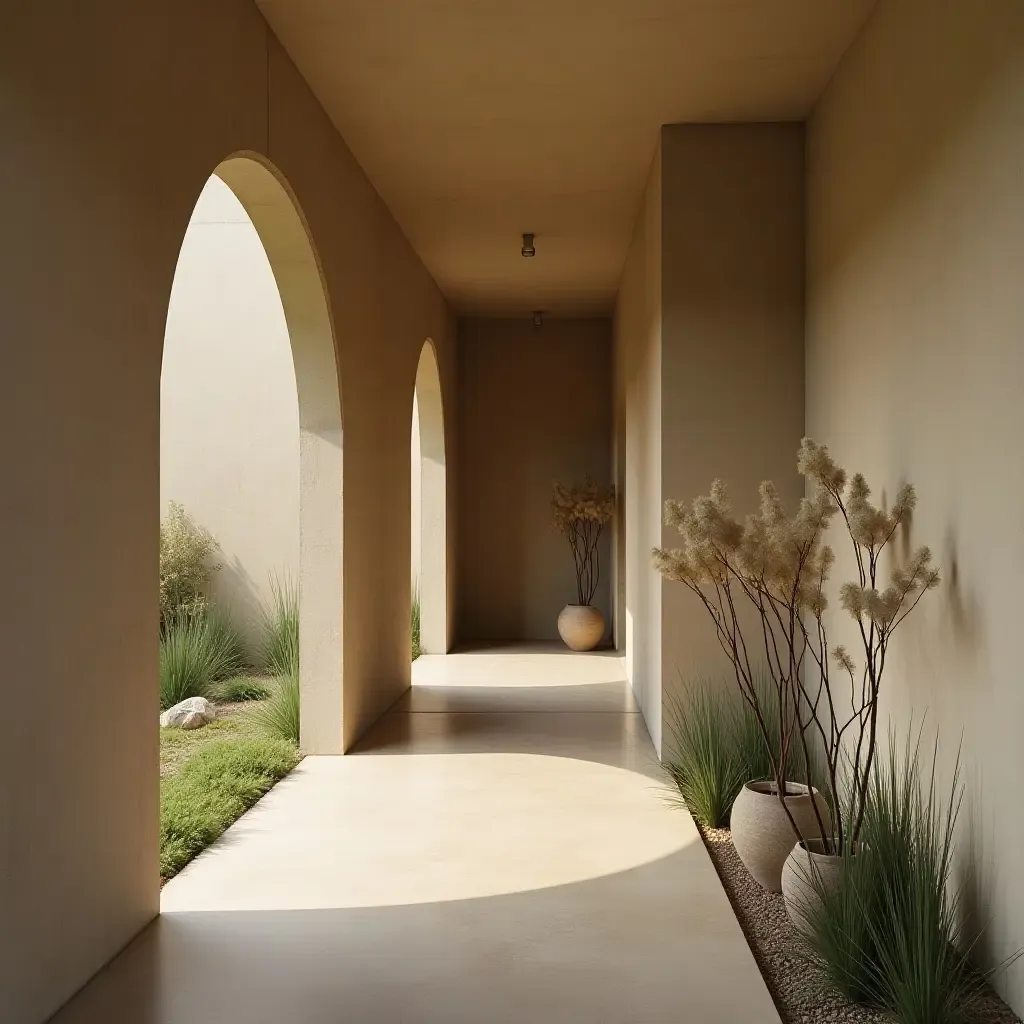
[557,604,605,652]
[781,838,846,935]
[730,781,831,892]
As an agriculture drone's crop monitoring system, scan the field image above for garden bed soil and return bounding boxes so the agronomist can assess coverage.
[697,823,1021,1024]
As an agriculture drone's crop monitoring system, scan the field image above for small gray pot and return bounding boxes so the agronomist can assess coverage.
[781,838,846,935]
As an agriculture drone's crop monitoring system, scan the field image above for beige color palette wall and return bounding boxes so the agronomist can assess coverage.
[614,125,805,756]
[0,3,454,1022]
[161,175,299,648]
[457,318,613,642]
[614,145,663,747]
[807,0,1024,1009]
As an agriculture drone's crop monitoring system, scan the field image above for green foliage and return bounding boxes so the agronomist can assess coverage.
[251,670,300,745]
[212,675,271,703]
[662,670,815,828]
[663,682,748,828]
[411,587,421,661]
[160,737,299,879]
[259,574,299,677]
[159,502,218,627]
[159,610,236,709]
[802,732,1013,1022]
[203,605,249,679]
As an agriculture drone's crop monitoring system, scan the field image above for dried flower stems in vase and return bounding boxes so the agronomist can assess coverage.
[551,477,615,651]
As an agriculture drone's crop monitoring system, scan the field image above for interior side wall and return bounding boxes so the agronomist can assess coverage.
[656,124,806,752]
[807,0,1024,1009]
[456,317,613,642]
[614,147,663,749]
[0,5,453,1022]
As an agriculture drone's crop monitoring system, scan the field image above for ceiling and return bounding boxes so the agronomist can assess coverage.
[256,0,877,316]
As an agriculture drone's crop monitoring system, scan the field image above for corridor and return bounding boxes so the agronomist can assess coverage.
[53,647,779,1023]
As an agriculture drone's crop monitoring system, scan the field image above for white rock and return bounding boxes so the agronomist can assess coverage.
[160,696,217,729]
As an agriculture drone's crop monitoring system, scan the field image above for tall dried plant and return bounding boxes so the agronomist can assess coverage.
[551,477,615,606]
[652,439,940,853]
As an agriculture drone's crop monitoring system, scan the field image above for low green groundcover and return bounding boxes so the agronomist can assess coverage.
[160,737,300,880]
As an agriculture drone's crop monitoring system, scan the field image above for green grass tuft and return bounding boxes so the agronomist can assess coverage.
[411,588,422,661]
[662,669,815,828]
[159,610,236,710]
[801,731,1016,1022]
[250,670,300,745]
[662,681,748,828]
[203,606,250,679]
[212,675,271,702]
[160,736,300,879]
[259,574,299,677]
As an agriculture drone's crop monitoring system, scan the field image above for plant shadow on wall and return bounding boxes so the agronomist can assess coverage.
[158,503,302,881]
[653,439,1021,1024]
[551,477,615,652]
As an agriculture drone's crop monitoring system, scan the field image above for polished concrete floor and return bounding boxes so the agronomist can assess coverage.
[54,645,779,1023]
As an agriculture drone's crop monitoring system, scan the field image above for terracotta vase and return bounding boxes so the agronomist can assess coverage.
[556,604,605,652]
[730,781,831,892]
[781,838,846,935]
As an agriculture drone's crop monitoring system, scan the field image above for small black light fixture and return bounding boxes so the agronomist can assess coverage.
[521,232,536,258]
[532,310,544,328]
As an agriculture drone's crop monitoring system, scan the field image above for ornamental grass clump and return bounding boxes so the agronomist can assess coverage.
[259,573,299,677]
[663,670,816,828]
[653,438,940,852]
[801,731,1015,1023]
[159,609,237,709]
[551,477,615,606]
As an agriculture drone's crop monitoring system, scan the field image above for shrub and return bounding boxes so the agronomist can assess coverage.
[802,733,1014,1022]
[411,587,422,661]
[251,670,300,744]
[204,605,249,679]
[159,610,236,709]
[159,503,218,626]
[160,737,300,879]
[259,574,299,677]
[213,675,271,702]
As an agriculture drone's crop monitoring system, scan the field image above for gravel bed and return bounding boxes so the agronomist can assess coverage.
[698,823,1021,1024]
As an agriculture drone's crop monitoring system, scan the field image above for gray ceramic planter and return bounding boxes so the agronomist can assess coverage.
[730,781,831,892]
[781,838,846,935]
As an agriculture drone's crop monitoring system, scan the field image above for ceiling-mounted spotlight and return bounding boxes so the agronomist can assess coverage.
[532,310,544,328]
[521,232,536,258]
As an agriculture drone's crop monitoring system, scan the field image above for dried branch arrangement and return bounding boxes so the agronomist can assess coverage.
[552,477,616,606]
[652,439,940,852]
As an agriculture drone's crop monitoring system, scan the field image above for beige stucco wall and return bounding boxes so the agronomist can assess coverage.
[0,4,454,1022]
[659,124,806,747]
[457,317,613,642]
[614,126,805,756]
[615,146,663,749]
[161,175,299,649]
[807,0,1024,1008]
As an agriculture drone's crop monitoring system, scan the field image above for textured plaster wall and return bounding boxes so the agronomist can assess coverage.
[457,317,613,642]
[658,124,805,749]
[615,147,663,750]
[614,127,805,757]
[161,175,299,649]
[807,0,1024,1009]
[0,4,454,1022]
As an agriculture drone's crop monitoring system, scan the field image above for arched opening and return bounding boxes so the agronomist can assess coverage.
[159,155,342,809]
[411,340,447,656]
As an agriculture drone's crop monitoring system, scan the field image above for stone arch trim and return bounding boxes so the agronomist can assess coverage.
[214,154,344,753]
